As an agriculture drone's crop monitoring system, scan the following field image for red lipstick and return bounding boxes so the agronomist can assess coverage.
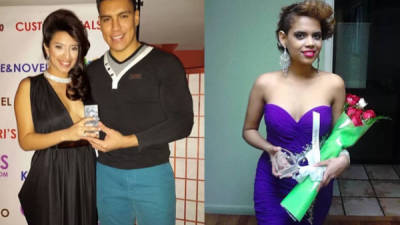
[302,50,315,58]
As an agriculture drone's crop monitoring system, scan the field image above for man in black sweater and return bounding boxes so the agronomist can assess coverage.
[85,0,193,224]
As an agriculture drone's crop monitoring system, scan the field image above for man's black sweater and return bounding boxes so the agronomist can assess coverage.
[87,46,194,169]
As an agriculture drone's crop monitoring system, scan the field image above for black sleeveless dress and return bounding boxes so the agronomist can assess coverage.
[18,74,97,225]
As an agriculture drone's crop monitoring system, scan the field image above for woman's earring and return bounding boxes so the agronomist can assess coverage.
[317,56,320,72]
[280,47,290,75]
[45,55,50,70]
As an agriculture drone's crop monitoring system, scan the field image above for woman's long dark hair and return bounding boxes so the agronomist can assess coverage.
[42,9,90,101]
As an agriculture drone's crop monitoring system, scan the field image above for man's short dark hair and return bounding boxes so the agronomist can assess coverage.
[96,0,137,12]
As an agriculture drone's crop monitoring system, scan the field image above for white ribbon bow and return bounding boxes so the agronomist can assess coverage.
[293,112,326,183]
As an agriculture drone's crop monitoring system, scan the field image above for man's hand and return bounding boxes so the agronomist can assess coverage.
[84,122,139,152]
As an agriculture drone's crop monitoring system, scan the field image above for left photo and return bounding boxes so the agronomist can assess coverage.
[0,0,204,225]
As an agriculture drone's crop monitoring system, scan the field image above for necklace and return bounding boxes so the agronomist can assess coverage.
[44,71,71,84]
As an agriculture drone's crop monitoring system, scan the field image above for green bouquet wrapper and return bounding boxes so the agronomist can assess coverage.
[280,112,386,222]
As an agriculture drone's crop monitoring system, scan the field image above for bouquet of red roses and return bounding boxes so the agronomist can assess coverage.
[280,94,389,222]
[345,94,377,126]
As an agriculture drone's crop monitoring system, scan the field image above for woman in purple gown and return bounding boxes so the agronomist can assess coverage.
[243,1,350,224]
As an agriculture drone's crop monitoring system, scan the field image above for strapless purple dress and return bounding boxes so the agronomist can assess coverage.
[254,104,334,225]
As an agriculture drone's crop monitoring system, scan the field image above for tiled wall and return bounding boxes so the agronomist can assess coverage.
[170,71,205,225]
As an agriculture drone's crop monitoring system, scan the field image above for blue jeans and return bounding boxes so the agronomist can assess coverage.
[96,162,176,225]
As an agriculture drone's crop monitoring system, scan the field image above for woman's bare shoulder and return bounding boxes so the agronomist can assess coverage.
[254,71,282,88]
[16,77,31,91]
[319,71,345,89]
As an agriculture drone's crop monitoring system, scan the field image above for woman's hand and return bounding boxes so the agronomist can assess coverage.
[314,154,349,190]
[65,117,99,141]
[266,145,282,177]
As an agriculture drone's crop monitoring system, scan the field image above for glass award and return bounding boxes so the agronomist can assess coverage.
[272,148,304,179]
[84,104,99,128]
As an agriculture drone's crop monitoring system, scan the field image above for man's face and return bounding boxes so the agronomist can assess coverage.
[99,0,139,56]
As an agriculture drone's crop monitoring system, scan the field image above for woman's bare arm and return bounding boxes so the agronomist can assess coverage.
[14,78,94,151]
[242,75,280,155]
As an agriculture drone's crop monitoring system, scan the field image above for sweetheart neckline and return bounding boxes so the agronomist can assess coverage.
[264,103,331,123]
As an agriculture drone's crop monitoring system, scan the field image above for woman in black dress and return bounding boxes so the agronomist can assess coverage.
[14,9,98,225]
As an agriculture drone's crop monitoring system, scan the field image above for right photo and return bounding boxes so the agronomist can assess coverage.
[205,0,400,224]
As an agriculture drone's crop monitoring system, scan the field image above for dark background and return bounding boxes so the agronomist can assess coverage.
[334,0,400,163]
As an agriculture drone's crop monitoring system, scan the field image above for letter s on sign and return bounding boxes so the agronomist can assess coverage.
[0,24,4,32]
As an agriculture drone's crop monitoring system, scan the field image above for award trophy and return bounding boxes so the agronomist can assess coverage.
[84,104,99,157]
[84,104,99,128]
[272,148,306,179]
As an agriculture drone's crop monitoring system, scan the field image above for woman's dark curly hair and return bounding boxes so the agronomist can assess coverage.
[276,0,335,51]
[42,9,90,101]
